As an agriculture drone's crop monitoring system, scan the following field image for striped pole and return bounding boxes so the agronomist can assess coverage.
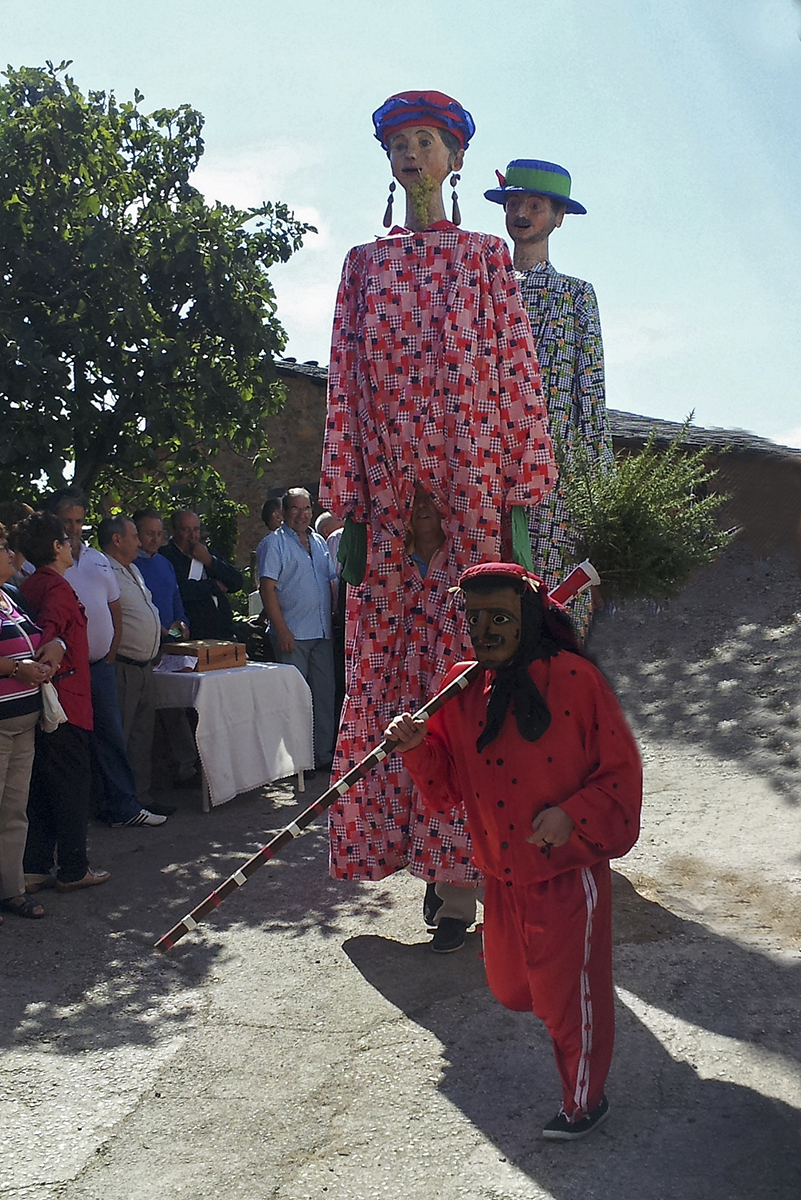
[155,660,481,952]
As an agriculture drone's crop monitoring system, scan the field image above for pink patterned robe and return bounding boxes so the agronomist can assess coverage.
[321,222,555,882]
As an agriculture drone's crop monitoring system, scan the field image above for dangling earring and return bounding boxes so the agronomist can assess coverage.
[450,174,461,226]
[383,180,396,229]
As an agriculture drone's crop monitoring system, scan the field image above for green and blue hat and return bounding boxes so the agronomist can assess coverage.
[484,159,586,215]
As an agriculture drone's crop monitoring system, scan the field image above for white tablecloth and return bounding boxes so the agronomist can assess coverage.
[152,663,314,807]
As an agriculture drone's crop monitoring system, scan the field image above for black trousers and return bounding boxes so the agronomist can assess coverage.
[24,723,90,883]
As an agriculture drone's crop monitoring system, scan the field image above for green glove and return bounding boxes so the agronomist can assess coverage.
[511,507,535,572]
[337,517,368,586]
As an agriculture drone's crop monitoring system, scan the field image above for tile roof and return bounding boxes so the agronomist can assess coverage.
[609,410,801,460]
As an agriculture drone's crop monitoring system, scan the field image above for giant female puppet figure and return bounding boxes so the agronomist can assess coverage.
[320,90,556,947]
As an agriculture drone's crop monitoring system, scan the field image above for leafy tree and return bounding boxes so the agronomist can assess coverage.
[0,61,313,505]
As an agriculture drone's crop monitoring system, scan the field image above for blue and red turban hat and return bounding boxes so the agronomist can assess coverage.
[372,90,476,152]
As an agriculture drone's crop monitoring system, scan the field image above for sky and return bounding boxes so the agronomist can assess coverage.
[5,0,801,446]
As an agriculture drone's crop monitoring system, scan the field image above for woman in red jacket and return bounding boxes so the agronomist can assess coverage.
[19,513,110,892]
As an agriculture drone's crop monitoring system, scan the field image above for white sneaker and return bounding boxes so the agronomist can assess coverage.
[114,809,168,828]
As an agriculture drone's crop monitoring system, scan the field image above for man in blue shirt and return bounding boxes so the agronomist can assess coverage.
[133,509,189,638]
[258,489,337,769]
[133,508,196,788]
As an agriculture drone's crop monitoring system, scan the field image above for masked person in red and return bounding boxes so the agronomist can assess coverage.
[385,563,642,1141]
[321,91,555,946]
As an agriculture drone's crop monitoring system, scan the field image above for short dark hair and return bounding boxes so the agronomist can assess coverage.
[0,501,34,528]
[132,508,162,526]
[97,515,130,550]
[6,524,24,554]
[16,512,67,568]
[261,497,282,526]
[282,488,311,513]
[438,127,461,157]
[48,486,88,515]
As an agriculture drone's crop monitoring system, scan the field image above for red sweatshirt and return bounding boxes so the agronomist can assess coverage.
[403,653,642,885]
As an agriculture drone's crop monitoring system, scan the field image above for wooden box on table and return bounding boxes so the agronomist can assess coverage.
[161,640,247,672]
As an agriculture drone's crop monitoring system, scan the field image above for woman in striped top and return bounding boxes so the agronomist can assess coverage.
[0,524,52,921]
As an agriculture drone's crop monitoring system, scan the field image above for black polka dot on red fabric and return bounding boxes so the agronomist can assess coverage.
[512,778,518,785]
[509,824,515,831]
[581,818,587,825]
[547,757,553,763]
[613,783,618,789]
[506,881,513,887]
[497,800,505,808]
[501,841,509,849]
[565,710,570,717]
[496,758,504,765]
[624,819,629,825]
[571,670,577,675]
[504,867,511,874]
[485,759,491,765]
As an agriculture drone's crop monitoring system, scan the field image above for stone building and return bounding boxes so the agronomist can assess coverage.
[215,359,328,575]
[217,360,801,571]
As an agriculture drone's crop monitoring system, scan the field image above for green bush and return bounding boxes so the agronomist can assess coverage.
[560,418,735,603]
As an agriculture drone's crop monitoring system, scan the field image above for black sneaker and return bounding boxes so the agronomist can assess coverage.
[431,917,468,954]
[542,1096,610,1141]
[423,882,443,928]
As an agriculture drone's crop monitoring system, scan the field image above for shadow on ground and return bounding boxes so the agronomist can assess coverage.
[343,872,801,1200]
[588,541,801,803]
[1,775,371,1057]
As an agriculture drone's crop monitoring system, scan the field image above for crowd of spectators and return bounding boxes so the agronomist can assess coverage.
[0,488,245,924]
[0,483,347,926]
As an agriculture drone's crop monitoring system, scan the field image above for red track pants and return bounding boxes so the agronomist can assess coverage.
[482,860,614,1120]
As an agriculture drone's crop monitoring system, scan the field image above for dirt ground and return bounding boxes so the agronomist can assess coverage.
[1,539,800,1200]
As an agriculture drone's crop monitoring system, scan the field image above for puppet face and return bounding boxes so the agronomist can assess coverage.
[504,192,564,248]
[464,586,523,668]
[387,126,462,192]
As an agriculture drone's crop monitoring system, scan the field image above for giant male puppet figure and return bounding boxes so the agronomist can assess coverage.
[320,90,555,947]
[485,160,612,636]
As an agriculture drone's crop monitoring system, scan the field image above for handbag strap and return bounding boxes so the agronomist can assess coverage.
[1,603,37,658]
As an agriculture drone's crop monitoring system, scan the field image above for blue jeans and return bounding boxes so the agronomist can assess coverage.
[89,660,141,823]
[275,638,336,766]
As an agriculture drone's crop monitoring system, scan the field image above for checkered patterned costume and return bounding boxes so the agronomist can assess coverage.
[321,223,554,882]
[517,262,612,637]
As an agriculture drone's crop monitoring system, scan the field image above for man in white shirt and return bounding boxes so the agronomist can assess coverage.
[49,489,166,827]
[99,516,164,819]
